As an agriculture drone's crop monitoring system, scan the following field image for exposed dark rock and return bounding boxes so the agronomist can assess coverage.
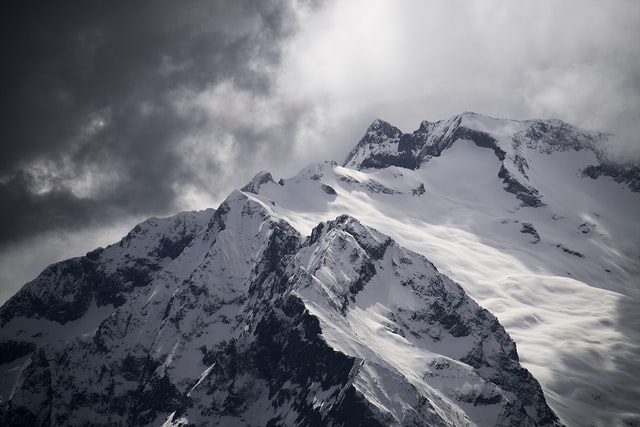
[520,223,541,243]
[448,126,505,161]
[0,194,559,427]
[412,183,426,196]
[325,215,392,261]
[366,179,400,195]
[86,247,104,261]
[0,340,35,364]
[578,223,592,234]
[498,165,544,207]
[1,211,211,327]
[359,152,419,170]
[556,244,585,258]
[321,184,337,195]
[345,115,504,171]
[193,292,394,426]
[582,163,640,191]
[153,235,193,260]
[241,171,275,194]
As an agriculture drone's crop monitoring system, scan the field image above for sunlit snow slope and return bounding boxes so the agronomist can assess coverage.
[246,112,640,427]
[0,192,558,426]
[0,112,638,427]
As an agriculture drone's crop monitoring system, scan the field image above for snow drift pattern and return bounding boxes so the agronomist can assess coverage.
[2,112,640,426]
[0,191,558,426]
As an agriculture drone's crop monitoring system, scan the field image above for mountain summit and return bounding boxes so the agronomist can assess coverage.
[346,112,639,205]
[1,113,639,426]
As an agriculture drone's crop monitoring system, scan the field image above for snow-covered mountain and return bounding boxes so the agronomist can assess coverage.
[1,112,639,426]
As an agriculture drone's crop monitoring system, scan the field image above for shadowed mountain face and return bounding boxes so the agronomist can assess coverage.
[0,191,559,426]
[2,112,639,426]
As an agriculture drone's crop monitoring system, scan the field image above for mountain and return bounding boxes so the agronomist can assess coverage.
[0,194,557,427]
[345,112,640,202]
[1,112,639,426]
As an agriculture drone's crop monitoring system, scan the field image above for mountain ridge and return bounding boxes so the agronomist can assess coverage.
[2,112,639,426]
[0,191,559,426]
[344,112,640,196]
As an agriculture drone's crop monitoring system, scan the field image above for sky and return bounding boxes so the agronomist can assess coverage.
[1,0,639,303]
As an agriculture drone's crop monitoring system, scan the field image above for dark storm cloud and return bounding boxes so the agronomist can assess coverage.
[0,0,315,246]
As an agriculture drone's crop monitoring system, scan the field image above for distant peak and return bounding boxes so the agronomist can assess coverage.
[369,118,390,128]
[240,171,274,194]
[365,119,402,139]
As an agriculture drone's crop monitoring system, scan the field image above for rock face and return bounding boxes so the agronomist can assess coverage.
[344,115,507,171]
[5,111,639,427]
[0,209,214,329]
[344,112,638,206]
[0,190,559,426]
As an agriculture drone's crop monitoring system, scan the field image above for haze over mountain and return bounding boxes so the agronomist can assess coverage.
[1,113,638,426]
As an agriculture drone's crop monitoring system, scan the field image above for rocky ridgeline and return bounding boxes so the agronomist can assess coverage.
[0,190,559,426]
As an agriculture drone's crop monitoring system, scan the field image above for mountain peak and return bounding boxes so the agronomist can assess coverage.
[2,111,639,426]
[344,113,501,171]
[240,170,275,194]
[0,202,561,425]
[366,118,403,138]
[344,112,639,199]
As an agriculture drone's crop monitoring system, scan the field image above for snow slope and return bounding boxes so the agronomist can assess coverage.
[0,112,638,426]
[247,113,640,427]
[0,191,558,426]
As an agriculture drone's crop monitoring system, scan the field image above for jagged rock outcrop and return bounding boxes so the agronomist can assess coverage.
[0,191,559,426]
[344,112,636,208]
[4,112,638,426]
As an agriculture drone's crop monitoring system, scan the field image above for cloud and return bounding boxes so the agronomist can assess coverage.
[278,0,640,159]
[0,0,319,247]
[1,0,639,301]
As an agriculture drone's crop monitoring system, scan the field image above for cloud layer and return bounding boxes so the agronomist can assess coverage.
[0,0,319,247]
[279,0,640,158]
[1,0,639,300]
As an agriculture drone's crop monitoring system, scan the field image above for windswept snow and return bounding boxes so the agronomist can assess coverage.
[1,113,638,427]
[248,114,640,426]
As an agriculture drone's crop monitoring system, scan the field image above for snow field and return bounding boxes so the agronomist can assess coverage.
[249,130,640,426]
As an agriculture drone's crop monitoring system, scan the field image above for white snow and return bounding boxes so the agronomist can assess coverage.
[247,118,640,426]
[2,114,639,426]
